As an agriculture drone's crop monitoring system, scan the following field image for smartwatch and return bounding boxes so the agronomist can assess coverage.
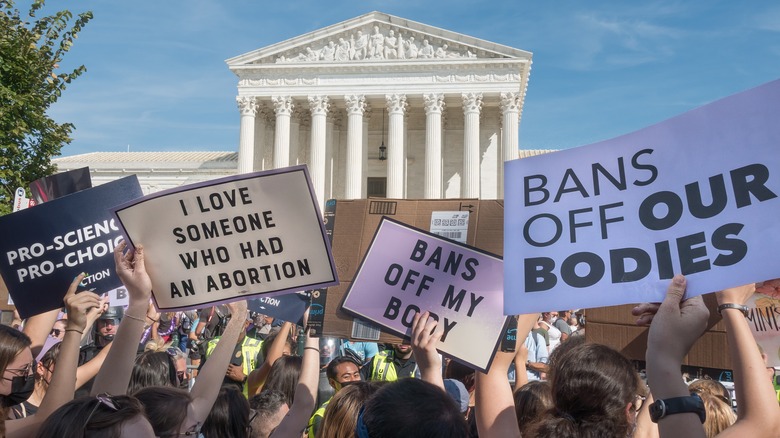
[649,394,706,423]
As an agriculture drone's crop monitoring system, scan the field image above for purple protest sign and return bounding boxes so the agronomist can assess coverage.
[505,78,780,314]
[341,217,505,372]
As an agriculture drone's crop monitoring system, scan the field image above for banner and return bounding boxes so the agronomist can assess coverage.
[248,292,308,325]
[341,217,505,372]
[0,176,143,318]
[30,167,92,204]
[505,79,780,314]
[113,166,338,312]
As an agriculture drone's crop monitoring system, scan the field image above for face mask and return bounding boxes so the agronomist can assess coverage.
[1,374,35,407]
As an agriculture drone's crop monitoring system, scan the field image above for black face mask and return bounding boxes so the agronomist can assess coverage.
[1,374,35,407]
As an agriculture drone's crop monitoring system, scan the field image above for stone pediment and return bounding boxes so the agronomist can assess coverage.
[226,11,531,67]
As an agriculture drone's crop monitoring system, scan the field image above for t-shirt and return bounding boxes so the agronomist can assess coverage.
[553,318,572,337]
[198,305,228,339]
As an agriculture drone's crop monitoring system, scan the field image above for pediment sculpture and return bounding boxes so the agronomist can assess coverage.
[275,25,481,64]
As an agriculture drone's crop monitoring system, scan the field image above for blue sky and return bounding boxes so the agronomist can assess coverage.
[35,1,780,156]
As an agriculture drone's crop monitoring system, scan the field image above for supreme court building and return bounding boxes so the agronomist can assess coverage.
[227,11,533,206]
[55,12,542,200]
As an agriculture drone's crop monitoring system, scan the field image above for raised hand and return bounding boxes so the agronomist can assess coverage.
[62,273,101,333]
[113,240,152,303]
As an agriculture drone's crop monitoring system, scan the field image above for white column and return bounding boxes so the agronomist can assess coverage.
[272,96,294,169]
[289,108,302,166]
[386,94,407,198]
[309,95,330,209]
[237,96,257,174]
[325,113,336,200]
[500,92,521,198]
[462,93,483,198]
[423,93,445,199]
[344,95,366,199]
[362,105,371,198]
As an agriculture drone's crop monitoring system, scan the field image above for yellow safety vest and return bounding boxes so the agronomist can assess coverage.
[369,350,416,381]
[307,397,331,438]
[205,336,263,398]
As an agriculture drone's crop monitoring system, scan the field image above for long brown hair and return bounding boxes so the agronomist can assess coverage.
[318,381,385,438]
[0,324,32,437]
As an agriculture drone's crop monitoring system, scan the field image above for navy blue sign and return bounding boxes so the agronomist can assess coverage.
[248,292,309,325]
[0,176,143,318]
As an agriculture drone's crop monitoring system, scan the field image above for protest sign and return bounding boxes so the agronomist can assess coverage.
[248,292,308,325]
[113,166,338,312]
[0,176,144,318]
[30,167,92,204]
[12,187,35,212]
[505,79,780,315]
[341,217,505,372]
[746,291,780,367]
[107,286,130,308]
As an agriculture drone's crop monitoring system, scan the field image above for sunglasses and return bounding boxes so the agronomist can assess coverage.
[84,393,120,428]
[50,328,63,337]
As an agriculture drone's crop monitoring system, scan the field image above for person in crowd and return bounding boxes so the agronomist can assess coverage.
[360,341,418,381]
[127,350,179,394]
[554,309,573,341]
[512,326,548,389]
[317,380,385,438]
[199,310,262,397]
[513,380,553,437]
[189,304,229,371]
[249,390,289,438]
[263,355,302,406]
[2,274,101,437]
[49,320,66,341]
[201,385,250,438]
[696,391,736,437]
[359,378,468,437]
[34,393,154,438]
[308,355,362,437]
[338,340,379,364]
[642,276,780,436]
[688,379,732,407]
[248,322,295,396]
[11,337,111,419]
[539,312,563,352]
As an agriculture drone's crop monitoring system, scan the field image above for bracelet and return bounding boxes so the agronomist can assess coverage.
[124,313,146,323]
[717,303,749,317]
[303,346,320,352]
[147,317,159,323]
[65,328,84,335]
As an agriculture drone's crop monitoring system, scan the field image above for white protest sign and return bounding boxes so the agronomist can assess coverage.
[107,286,130,308]
[746,291,780,367]
[113,166,338,311]
[341,218,505,372]
[505,79,780,314]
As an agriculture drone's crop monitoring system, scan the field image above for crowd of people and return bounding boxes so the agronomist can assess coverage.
[0,240,778,437]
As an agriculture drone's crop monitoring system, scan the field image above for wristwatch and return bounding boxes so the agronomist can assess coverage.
[649,394,706,423]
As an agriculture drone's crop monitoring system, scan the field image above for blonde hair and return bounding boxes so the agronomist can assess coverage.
[318,381,385,438]
[698,392,736,437]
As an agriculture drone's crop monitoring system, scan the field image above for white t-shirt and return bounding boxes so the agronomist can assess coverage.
[540,320,561,352]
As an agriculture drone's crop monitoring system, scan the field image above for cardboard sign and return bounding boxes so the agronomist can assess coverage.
[30,167,92,204]
[113,166,338,312]
[505,79,780,315]
[341,217,506,372]
[747,292,780,367]
[0,176,144,318]
[248,292,308,325]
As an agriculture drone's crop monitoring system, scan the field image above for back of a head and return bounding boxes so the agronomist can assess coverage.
[688,379,731,404]
[529,343,641,438]
[319,381,385,438]
[513,380,553,435]
[202,386,249,438]
[128,351,177,394]
[35,394,144,438]
[361,378,468,438]
[134,386,191,437]
[264,355,302,406]
[249,390,289,438]
[697,392,736,438]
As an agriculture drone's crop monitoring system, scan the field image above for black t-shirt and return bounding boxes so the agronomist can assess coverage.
[198,305,228,339]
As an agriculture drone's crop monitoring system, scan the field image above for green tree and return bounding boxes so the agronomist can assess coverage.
[0,0,92,215]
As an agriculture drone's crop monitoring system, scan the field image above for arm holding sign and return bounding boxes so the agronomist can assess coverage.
[91,241,152,396]
[475,313,538,438]
[712,283,780,437]
[270,323,319,438]
[411,311,445,391]
[7,275,101,437]
[22,308,59,358]
[248,321,293,396]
